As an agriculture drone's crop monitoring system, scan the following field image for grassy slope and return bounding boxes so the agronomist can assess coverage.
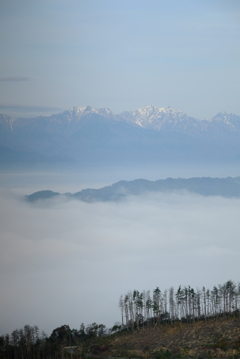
[84,317,240,358]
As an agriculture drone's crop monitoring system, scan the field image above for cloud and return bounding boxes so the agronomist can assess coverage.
[0,189,240,336]
[0,105,64,114]
[0,76,30,82]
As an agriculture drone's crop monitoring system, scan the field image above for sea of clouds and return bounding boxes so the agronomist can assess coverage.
[1,172,240,335]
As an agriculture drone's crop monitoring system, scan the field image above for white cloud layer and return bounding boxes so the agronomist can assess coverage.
[1,188,240,335]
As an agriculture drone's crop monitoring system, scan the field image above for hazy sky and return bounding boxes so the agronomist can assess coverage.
[1,0,240,118]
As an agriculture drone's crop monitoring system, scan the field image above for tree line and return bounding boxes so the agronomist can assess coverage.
[1,280,239,358]
[0,323,108,359]
[119,280,240,330]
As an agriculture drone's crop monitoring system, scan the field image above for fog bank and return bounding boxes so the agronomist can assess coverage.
[1,187,240,335]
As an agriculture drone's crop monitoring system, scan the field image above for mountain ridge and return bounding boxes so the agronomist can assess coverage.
[2,105,240,132]
[2,105,240,140]
[25,176,240,203]
[2,105,240,168]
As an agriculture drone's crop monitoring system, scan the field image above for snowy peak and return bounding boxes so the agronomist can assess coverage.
[118,105,199,131]
[209,111,240,122]
[207,112,232,122]
[40,106,116,125]
[205,112,240,132]
[68,106,115,119]
[117,105,240,134]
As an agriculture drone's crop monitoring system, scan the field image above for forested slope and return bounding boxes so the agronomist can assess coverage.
[1,280,240,358]
[91,317,240,359]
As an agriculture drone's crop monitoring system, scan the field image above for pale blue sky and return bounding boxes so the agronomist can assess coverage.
[0,0,240,118]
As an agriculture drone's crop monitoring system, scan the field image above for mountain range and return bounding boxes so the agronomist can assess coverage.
[25,176,240,202]
[1,105,240,167]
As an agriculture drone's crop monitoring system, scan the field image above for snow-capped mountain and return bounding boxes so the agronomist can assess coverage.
[2,104,240,134]
[0,106,115,132]
[118,105,203,134]
[1,104,240,168]
[204,112,240,131]
[118,105,198,128]
[118,105,240,135]
[55,106,115,123]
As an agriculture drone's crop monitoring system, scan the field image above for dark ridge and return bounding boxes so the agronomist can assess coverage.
[25,176,240,203]
[25,190,60,202]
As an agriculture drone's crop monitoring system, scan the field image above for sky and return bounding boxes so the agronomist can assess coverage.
[0,0,240,119]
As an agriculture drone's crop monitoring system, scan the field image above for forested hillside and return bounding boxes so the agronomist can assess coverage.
[1,280,240,358]
[119,280,240,329]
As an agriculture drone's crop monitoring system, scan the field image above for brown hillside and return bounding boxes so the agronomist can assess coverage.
[85,317,240,358]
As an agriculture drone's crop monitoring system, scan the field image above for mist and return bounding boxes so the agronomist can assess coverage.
[1,170,240,336]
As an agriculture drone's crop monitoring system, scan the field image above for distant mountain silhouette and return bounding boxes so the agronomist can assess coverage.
[25,176,240,202]
[2,106,240,168]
